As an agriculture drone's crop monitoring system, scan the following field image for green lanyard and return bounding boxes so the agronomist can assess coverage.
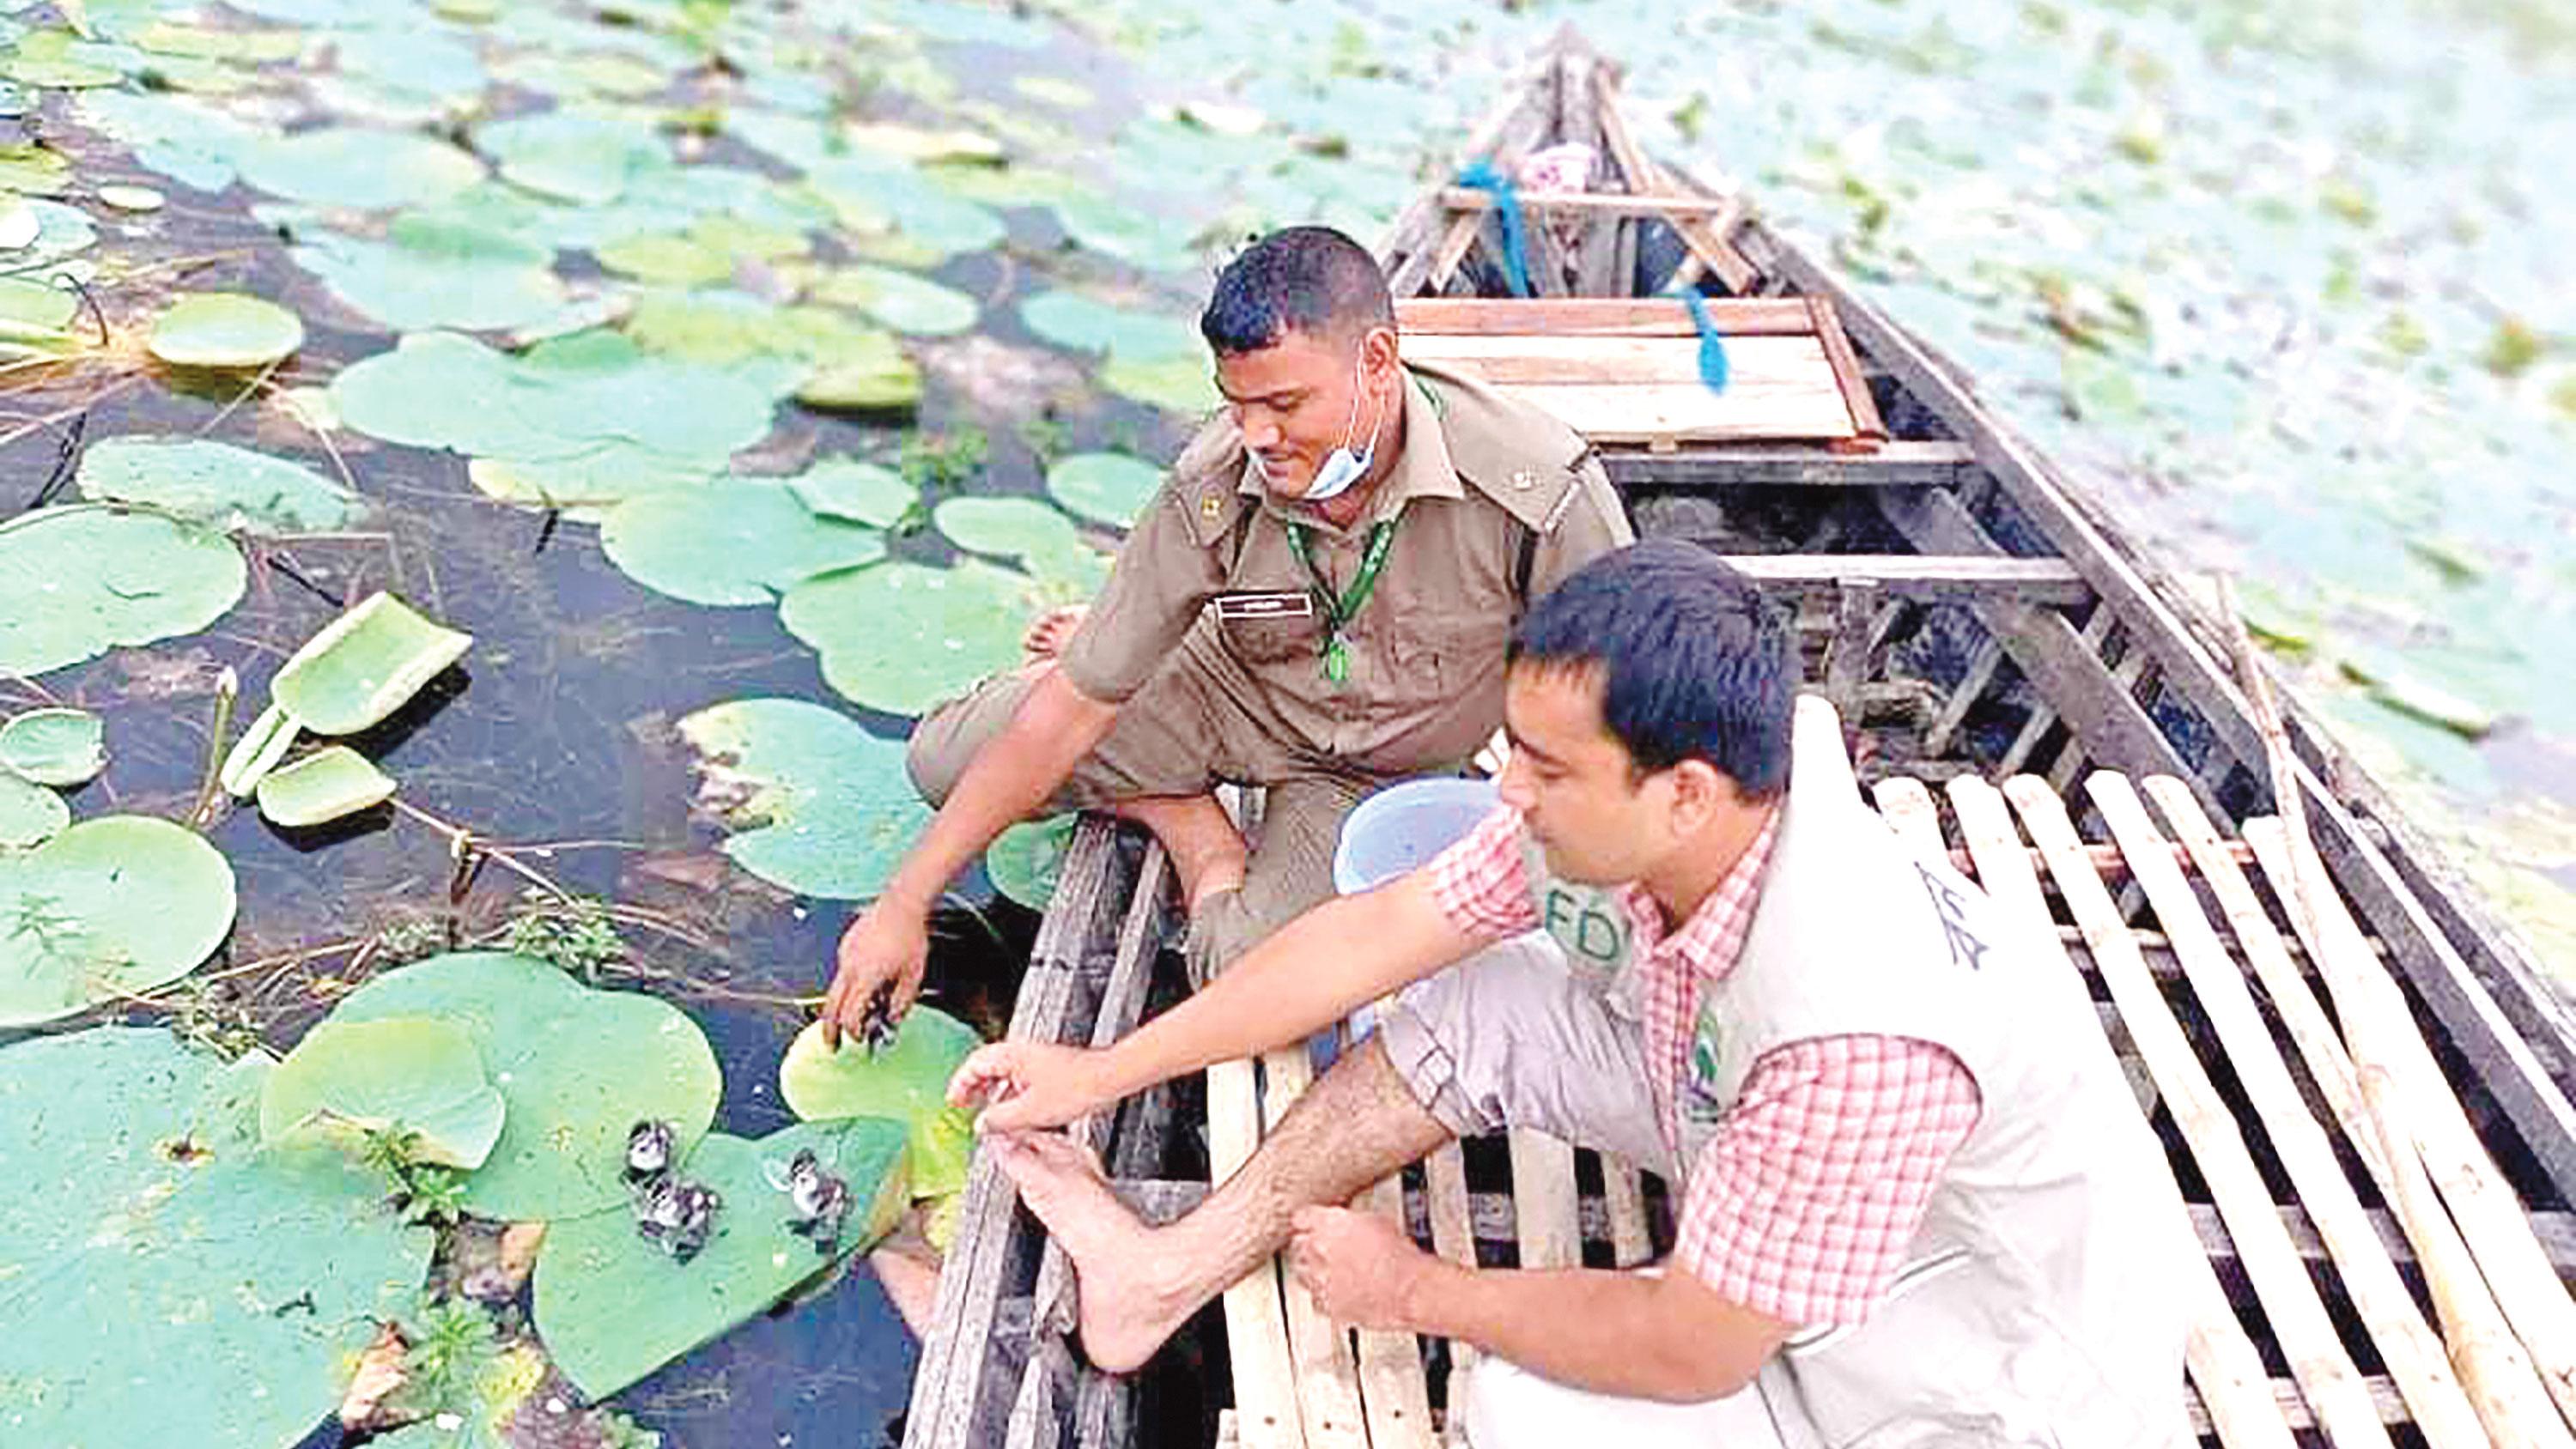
[1283,514,1399,685]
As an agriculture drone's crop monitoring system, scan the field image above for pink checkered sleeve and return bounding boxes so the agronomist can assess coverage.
[1671,1035,1982,1326]
[1424,804,1539,944]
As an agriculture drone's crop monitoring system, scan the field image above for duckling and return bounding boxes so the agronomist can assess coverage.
[859,985,900,1056]
[625,1119,676,1184]
[781,1148,852,1254]
[633,1176,723,1263]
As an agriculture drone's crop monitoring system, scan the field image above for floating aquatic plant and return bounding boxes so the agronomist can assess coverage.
[779,1009,981,1205]
[675,697,931,900]
[987,813,1078,910]
[601,478,887,607]
[270,591,475,737]
[0,773,68,849]
[0,706,106,787]
[260,1016,509,1169]
[255,743,400,826]
[146,291,306,369]
[320,951,724,1220]
[0,1029,433,1447]
[778,559,1040,718]
[0,815,236,1025]
[1045,451,1163,527]
[76,435,365,535]
[0,505,245,680]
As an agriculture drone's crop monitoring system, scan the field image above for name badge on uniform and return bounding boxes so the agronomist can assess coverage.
[1214,591,1314,621]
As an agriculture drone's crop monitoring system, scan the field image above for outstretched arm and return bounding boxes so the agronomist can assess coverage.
[952,867,1483,1130]
[823,668,1117,1043]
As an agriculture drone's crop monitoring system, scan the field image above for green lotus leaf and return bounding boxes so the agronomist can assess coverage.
[1051,194,1206,275]
[786,456,917,527]
[805,158,1005,262]
[147,291,305,369]
[676,697,932,900]
[0,276,76,337]
[533,1117,910,1400]
[0,707,104,787]
[260,1016,507,1168]
[0,773,66,849]
[271,591,473,737]
[934,495,1080,561]
[780,1011,979,1200]
[220,700,301,798]
[330,330,555,458]
[1018,289,1200,364]
[235,126,484,209]
[0,506,245,679]
[466,446,720,522]
[595,229,730,285]
[325,952,723,1219]
[1046,451,1163,528]
[0,815,237,1025]
[988,813,1077,911]
[293,215,568,333]
[97,184,166,214]
[779,559,1036,718]
[77,435,364,535]
[811,264,979,336]
[602,480,886,607]
[474,108,665,205]
[794,326,922,410]
[330,25,487,104]
[255,744,398,827]
[0,142,71,196]
[0,1029,434,1448]
[1103,352,1220,414]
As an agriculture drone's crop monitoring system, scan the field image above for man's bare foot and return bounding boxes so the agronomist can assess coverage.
[1022,605,1087,665]
[989,1132,1198,1373]
[1111,794,1249,911]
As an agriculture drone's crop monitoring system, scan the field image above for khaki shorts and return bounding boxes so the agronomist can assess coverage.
[1377,933,1675,1174]
[906,664,1393,978]
[1385,936,1797,1447]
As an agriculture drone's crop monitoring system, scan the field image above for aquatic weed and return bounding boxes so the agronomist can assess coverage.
[503,891,629,982]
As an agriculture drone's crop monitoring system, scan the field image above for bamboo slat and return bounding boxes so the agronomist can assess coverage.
[1259,1048,1370,1449]
[1353,1175,1438,1449]
[2241,821,2576,1440]
[1506,1129,1582,1270]
[1941,777,2286,1448]
[1396,297,1815,336]
[1423,1143,1479,1380]
[2005,777,2391,1449]
[1597,1155,1654,1269]
[1210,1056,1309,1449]
[2087,775,2486,1448]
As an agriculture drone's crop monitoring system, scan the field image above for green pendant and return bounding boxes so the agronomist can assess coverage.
[1323,638,1350,684]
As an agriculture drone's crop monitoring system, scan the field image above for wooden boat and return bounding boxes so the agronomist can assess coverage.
[905,30,2576,1449]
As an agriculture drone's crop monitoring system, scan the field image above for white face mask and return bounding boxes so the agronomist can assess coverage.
[1296,356,1386,503]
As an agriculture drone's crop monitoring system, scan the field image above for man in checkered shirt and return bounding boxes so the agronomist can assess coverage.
[952,541,2188,1447]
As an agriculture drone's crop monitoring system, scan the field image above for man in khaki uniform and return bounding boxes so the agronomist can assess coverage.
[823,226,1630,1042]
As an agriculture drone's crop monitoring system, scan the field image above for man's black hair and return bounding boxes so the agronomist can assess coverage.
[1508,539,1796,798]
[1200,226,1396,355]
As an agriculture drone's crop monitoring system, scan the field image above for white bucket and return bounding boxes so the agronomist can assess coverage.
[1332,776,1503,895]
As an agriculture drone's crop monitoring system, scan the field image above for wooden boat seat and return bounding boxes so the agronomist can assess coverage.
[1395,297,1889,456]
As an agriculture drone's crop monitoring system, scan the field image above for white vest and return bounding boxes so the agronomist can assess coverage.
[1530,698,2190,1448]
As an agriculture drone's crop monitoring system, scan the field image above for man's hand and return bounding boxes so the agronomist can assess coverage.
[1288,1204,1446,1332]
[947,1040,1117,1132]
[822,901,931,1049]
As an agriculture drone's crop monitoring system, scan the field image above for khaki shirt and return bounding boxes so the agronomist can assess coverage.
[1060,359,1633,775]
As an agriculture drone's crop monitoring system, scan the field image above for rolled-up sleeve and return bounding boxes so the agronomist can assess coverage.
[1057,482,1228,705]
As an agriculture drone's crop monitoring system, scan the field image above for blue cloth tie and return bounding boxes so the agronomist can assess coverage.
[1454,159,1532,298]
[1680,288,1731,395]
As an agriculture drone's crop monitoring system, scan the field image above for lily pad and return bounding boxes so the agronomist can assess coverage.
[988,813,1077,910]
[0,275,75,337]
[474,108,664,206]
[77,435,364,534]
[96,182,164,211]
[0,1029,434,1449]
[0,707,104,787]
[533,1117,910,1399]
[811,264,980,336]
[271,591,474,736]
[779,560,1036,717]
[220,700,301,798]
[794,327,922,410]
[1046,451,1163,528]
[466,445,719,521]
[1103,352,1219,414]
[1018,289,1200,363]
[0,506,245,680]
[780,1009,980,1200]
[236,126,485,210]
[0,773,66,849]
[676,698,933,900]
[786,456,917,527]
[260,1016,507,1168]
[0,815,237,1025]
[325,952,724,1220]
[255,744,398,827]
[148,291,305,370]
[602,480,886,607]
[293,215,568,333]
[934,495,1080,561]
